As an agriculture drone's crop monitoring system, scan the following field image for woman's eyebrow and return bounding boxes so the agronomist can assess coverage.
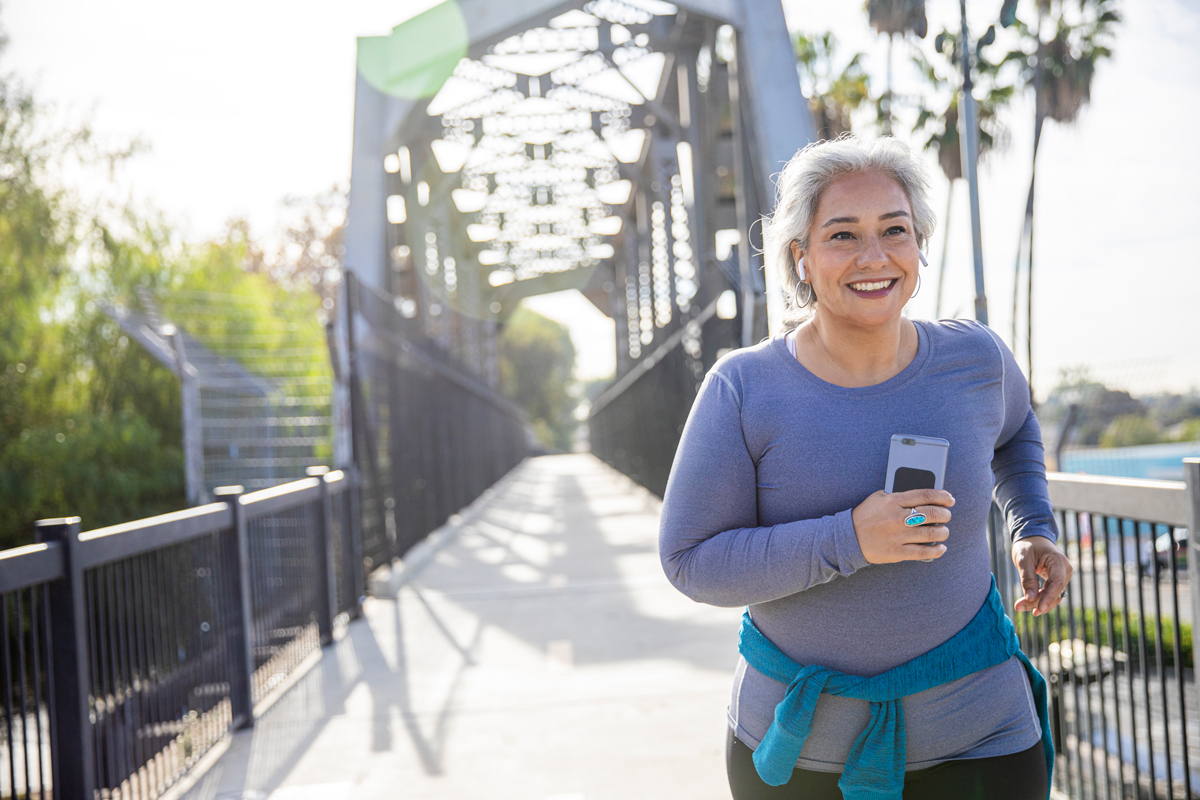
[821,210,910,228]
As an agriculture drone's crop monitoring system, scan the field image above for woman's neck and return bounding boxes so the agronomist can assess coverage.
[795,313,918,388]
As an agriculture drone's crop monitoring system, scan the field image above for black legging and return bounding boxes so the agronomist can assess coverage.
[726,729,1048,800]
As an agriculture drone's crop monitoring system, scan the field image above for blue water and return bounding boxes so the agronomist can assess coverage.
[1060,441,1200,481]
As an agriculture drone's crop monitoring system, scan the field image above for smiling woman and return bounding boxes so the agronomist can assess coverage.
[658,135,1072,800]
[765,136,937,331]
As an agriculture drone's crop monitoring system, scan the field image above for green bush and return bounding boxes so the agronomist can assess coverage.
[1172,418,1200,443]
[1099,414,1165,448]
[0,410,185,547]
[1015,606,1192,669]
[0,42,330,550]
[499,307,577,452]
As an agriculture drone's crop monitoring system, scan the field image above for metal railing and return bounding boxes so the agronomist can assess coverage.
[343,271,527,570]
[989,460,1200,800]
[589,297,734,497]
[0,270,529,798]
[0,468,362,799]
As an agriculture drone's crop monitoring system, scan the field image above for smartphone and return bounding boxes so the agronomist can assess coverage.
[884,434,949,494]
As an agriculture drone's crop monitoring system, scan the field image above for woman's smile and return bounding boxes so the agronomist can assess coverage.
[847,278,898,298]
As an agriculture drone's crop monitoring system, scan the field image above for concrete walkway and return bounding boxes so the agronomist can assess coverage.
[179,454,743,800]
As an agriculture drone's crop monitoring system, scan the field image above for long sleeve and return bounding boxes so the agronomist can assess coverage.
[983,327,1059,543]
[658,370,869,608]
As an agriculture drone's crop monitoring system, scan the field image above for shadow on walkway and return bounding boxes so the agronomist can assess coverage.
[180,454,741,800]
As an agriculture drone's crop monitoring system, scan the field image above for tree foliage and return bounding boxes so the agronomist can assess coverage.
[865,0,928,40]
[1041,368,1200,449]
[0,35,332,547]
[498,307,576,452]
[911,31,1014,183]
[865,0,928,135]
[242,188,346,307]
[1003,0,1120,386]
[1002,0,1120,128]
[1100,414,1163,448]
[0,46,184,547]
[793,32,874,139]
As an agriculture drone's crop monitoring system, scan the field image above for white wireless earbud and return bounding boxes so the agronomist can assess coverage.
[919,250,928,267]
[797,258,806,281]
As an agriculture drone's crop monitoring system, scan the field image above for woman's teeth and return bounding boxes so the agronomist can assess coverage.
[849,279,896,292]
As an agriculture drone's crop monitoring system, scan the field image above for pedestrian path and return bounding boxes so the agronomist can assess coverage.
[176,454,743,800]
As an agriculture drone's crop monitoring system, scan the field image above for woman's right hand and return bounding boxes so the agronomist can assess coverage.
[851,489,955,564]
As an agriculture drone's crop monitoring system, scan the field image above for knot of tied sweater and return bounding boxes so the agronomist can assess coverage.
[737,577,1054,800]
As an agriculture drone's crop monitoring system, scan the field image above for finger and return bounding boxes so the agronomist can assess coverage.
[893,488,955,508]
[903,524,948,545]
[1035,555,1071,616]
[900,543,947,561]
[907,505,952,525]
[1013,549,1041,613]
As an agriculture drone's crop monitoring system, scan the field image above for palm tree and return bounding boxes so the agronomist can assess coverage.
[794,32,874,140]
[1004,0,1119,396]
[866,0,928,136]
[912,33,1013,317]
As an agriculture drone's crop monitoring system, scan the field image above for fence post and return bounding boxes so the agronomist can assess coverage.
[215,486,256,729]
[35,517,95,798]
[347,465,365,619]
[306,467,337,646]
[1186,459,1200,674]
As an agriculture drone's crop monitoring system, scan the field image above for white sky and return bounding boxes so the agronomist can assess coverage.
[5,0,1198,392]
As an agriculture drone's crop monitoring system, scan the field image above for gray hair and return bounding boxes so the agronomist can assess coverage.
[762,135,936,329]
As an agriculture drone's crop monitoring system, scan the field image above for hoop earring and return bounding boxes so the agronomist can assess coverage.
[918,250,928,267]
[796,282,815,308]
[910,274,922,299]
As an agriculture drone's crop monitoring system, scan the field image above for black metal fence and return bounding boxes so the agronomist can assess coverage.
[0,469,361,799]
[0,269,528,798]
[0,547,55,799]
[343,271,527,571]
[589,297,734,497]
[989,462,1200,799]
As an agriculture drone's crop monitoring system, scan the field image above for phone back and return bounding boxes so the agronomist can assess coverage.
[884,434,949,493]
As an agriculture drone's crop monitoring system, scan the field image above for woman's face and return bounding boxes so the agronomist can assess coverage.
[792,171,920,330]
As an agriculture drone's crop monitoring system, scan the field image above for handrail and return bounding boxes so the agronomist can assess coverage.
[77,502,233,569]
[72,470,355,569]
[350,276,527,424]
[589,294,722,418]
[1045,471,1188,527]
[241,476,322,519]
[0,541,65,593]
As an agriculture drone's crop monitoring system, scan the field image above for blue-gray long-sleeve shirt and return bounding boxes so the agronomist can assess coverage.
[659,320,1057,771]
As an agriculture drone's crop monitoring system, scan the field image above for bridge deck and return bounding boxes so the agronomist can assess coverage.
[178,454,742,800]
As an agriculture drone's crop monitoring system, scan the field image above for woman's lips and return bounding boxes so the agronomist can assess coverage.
[847,278,898,299]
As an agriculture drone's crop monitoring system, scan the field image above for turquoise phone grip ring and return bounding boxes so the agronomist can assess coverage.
[904,509,927,527]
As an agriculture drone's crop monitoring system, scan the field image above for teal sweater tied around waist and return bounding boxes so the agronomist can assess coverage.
[737,576,1053,799]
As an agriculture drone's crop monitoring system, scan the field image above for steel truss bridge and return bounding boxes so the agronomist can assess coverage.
[342,0,814,496]
[0,4,1194,799]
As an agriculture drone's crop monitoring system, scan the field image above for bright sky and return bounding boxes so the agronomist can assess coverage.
[6,0,1198,392]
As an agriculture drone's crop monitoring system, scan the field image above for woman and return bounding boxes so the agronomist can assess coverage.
[658,136,1071,800]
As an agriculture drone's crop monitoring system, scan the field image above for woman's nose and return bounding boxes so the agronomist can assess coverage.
[858,235,888,268]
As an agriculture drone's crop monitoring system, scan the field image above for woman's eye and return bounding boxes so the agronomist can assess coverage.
[830,231,854,240]
[885,225,908,236]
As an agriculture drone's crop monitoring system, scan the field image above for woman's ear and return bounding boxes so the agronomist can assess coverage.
[790,242,806,281]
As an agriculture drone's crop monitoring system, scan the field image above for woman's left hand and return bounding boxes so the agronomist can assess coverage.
[1011,536,1073,616]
